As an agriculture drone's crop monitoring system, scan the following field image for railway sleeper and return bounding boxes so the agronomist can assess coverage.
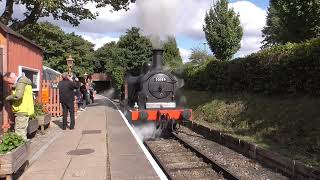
[166,161,209,170]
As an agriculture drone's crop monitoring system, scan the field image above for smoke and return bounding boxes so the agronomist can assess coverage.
[136,0,180,48]
[133,123,162,141]
[103,88,115,99]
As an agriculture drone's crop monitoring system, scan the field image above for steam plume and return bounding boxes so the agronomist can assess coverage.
[133,123,162,141]
[136,0,179,48]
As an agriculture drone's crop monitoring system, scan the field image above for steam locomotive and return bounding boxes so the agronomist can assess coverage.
[120,49,192,130]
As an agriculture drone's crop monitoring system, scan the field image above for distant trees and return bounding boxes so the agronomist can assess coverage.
[188,47,215,65]
[262,0,320,47]
[163,37,183,68]
[203,0,243,61]
[19,22,95,76]
[0,0,134,30]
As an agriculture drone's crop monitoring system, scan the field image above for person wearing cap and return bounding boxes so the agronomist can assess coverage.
[5,72,34,140]
[58,73,78,130]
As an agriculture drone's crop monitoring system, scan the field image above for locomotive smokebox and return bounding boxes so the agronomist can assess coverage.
[152,49,164,69]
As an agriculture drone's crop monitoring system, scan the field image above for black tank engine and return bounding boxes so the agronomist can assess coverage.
[121,49,191,128]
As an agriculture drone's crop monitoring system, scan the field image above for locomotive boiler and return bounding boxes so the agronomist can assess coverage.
[121,49,192,130]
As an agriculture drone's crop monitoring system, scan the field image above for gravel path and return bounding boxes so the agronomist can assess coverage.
[176,126,289,180]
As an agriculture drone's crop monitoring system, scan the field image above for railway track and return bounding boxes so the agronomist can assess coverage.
[144,133,240,180]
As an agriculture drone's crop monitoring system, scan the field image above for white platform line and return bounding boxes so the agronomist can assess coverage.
[101,95,168,180]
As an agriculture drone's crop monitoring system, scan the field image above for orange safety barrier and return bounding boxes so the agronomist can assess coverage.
[42,80,78,117]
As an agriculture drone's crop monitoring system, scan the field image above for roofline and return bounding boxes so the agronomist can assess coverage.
[0,22,44,51]
[43,66,62,75]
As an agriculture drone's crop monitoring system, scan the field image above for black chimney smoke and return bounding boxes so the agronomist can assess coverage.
[152,49,164,69]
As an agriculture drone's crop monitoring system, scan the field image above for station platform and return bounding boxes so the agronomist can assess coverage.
[18,95,162,180]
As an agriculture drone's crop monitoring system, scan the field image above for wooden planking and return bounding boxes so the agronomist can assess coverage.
[0,142,29,175]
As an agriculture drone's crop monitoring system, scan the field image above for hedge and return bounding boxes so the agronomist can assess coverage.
[183,38,320,95]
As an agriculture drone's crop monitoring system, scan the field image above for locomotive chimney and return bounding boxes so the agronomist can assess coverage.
[152,49,164,69]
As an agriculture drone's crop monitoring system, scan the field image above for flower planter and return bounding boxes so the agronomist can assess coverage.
[27,119,38,136]
[0,141,30,180]
[37,114,51,132]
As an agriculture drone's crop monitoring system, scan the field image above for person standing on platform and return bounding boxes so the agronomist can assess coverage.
[58,73,78,130]
[5,72,34,140]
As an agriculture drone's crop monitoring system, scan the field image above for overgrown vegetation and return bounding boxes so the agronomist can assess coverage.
[0,133,26,154]
[19,22,95,76]
[183,90,320,168]
[184,38,320,96]
[30,103,46,120]
[262,0,320,47]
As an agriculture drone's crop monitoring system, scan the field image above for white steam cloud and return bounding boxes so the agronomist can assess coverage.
[136,0,180,48]
[133,123,162,141]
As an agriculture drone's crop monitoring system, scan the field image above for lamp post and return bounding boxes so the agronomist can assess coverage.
[84,72,88,83]
[66,55,74,75]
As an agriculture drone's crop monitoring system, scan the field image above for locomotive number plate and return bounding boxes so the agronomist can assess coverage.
[154,77,167,82]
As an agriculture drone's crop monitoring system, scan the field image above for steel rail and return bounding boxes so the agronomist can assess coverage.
[144,134,240,180]
[144,141,176,180]
[172,132,240,180]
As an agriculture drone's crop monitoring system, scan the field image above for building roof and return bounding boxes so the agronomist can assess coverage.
[0,22,43,51]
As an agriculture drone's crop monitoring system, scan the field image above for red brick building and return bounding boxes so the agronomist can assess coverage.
[0,22,44,133]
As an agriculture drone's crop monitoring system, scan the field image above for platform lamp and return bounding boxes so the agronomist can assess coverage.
[66,55,74,75]
[84,72,88,83]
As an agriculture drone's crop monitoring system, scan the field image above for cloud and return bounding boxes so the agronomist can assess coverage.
[1,0,266,58]
[79,33,119,50]
[229,1,266,57]
[179,48,192,63]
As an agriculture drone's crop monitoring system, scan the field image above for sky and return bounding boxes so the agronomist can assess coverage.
[0,0,269,62]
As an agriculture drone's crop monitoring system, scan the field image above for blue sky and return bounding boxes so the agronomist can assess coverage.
[0,0,270,61]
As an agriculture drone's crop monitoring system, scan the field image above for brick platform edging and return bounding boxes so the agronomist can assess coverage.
[183,121,320,180]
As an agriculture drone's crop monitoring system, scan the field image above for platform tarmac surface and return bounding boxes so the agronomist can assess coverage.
[19,95,160,180]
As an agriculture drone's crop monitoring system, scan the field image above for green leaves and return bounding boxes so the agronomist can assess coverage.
[184,38,320,96]
[0,133,25,154]
[203,0,243,61]
[19,22,95,76]
[163,37,183,68]
[262,0,320,47]
[2,0,134,30]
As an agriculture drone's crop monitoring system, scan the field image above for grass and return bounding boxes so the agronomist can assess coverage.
[181,89,320,168]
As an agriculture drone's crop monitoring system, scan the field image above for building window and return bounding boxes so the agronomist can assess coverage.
[18,66,40,91]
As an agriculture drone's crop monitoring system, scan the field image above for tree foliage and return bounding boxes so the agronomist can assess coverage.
[163,37,183,68]
[188,47,215,65]
[0,0,134,30]
[19,22,95,76]
[95,41,128,90]
[203,0,243,61]
[117,27,153,76]
[262,0,320,48]
[184,38,320,95]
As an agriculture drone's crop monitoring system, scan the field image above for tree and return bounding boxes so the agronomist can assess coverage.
[19,22,95,75]
[0,0,134,30]
[95,42,128,90]
[262,0,320,47]
[203,0,243,61]
[163,37,183,68]
[117,27,153,76]
[189,47,215,65]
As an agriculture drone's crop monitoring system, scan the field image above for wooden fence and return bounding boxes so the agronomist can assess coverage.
[42,80,78,117]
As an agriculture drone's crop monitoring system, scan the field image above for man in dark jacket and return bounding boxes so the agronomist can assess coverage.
[58,73,78,130]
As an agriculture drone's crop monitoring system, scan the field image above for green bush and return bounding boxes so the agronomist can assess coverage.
[30,102,46,120]
[0,133,26,154]
[184,38,320,95]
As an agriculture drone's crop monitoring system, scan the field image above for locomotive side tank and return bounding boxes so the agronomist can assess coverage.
[122,49,192,129]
